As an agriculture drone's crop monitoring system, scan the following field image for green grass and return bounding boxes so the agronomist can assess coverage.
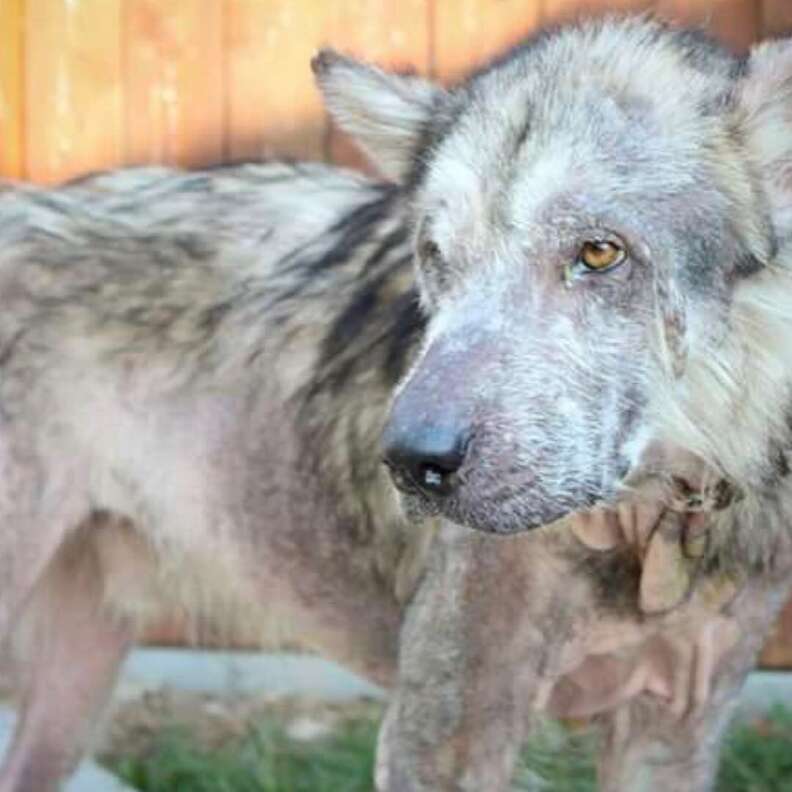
[515,720,597,791]
[107,707,792,792]
[110,720,377,792]
[718,705,792,792]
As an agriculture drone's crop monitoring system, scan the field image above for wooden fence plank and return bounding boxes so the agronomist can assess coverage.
[25,0,122,183]
[760,600,792,668]
[656,0,760,51]
[0,0,24,180]
[762,0,792,37]
[324,0,430,69]
[542,0,653,27]
[433,0,542,82]
[123,0,224,167]
[324,0,431,172]
[226,0,331,163]
[709,0,761,51]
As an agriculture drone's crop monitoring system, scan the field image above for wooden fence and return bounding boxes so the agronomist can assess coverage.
[2,0,791,183]
[2,0,792,664]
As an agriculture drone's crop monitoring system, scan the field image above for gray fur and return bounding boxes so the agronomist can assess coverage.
[2,15,792,792]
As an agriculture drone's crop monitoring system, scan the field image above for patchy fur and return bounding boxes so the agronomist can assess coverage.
[1,15,792,792]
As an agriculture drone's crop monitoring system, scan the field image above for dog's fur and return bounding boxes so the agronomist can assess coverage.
[1,15,792,792]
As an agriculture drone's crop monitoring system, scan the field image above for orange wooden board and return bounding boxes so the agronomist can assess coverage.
[762,0,792,37]
[323,0,432,171]
[432,0,542,82]
[541,0,654,27]
[760,598,792,668]
[25,0,123,183]
[123,0,224,167]
[226,0,332,163]
[656,0,760,51]
[0,0,24,180]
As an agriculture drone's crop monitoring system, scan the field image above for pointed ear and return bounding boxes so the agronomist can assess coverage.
[739,39,792,244]
[312,49,445,182]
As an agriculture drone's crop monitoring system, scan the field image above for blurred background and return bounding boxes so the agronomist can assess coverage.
[1,0,791,184]
[1,0,792,663]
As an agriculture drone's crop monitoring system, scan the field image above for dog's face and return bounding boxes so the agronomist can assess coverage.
[314,19,791,533]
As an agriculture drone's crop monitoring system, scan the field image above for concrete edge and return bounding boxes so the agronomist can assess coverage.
[1,650,789,791]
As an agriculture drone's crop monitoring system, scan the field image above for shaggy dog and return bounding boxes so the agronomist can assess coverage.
[0,15,791,791]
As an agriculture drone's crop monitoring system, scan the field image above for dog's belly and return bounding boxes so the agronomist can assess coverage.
[92,505,401,686]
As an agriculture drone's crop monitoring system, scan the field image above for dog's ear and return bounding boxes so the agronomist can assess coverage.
[739,39,792,245]
[312,49,445,182]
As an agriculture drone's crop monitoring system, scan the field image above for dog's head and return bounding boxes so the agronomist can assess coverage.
[314,18,792,533]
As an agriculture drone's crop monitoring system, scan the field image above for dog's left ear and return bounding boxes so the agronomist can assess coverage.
[312,49,445,183]
[739,39,792,245]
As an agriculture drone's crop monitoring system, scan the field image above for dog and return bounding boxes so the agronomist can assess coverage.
[1,15,792,791]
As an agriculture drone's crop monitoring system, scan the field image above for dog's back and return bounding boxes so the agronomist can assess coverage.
[0,162,423,673]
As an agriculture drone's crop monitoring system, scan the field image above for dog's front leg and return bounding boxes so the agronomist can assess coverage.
[0,525,135,792]
[595,576,792,792]
[376,522,568,792]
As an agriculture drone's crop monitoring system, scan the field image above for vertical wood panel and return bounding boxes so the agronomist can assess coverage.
[324,0,430,68]
[324,0,431,171]
[542,0,653,27]
[709,0,761,52]
[123,0,224,167]
[762,0,792,37]
[226,0,330,162]
[0,0,24,180]
[432,0,543,81]
[656,0,760,51]
[760,600,792,668]
[25,0,122,183]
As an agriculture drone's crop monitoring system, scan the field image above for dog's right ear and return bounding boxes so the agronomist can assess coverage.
[312,49,445,183]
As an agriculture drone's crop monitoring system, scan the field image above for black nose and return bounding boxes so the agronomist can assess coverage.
[382,423,469,496]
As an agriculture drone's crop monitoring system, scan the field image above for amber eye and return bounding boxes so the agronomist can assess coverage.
[578,240,625,271]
